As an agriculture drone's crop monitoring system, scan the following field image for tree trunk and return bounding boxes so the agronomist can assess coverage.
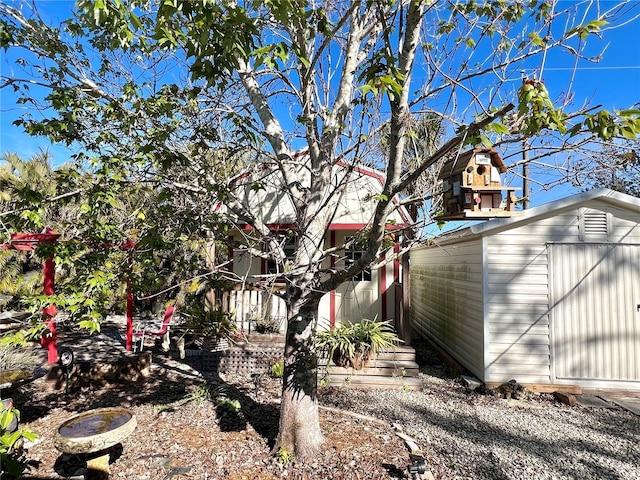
[274,300,324,461]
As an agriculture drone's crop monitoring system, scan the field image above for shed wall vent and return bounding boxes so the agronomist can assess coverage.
[579,209,609,240]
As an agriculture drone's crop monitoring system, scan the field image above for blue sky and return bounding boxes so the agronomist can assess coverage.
[1,1,639,207]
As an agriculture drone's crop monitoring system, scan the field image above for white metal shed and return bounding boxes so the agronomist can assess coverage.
[410,189,640,391]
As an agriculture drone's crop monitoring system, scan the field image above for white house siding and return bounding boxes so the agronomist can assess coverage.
[410,240,485,379]
[235,162,407,227]
[484,212,583,383]
[605,205,640,242]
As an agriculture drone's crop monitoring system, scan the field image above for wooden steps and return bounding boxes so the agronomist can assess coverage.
[319,346,423,390]
[197,339,423,390]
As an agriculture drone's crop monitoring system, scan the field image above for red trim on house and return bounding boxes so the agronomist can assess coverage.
[336,160,386,184]
[393,239,400,284]
[328,223,367,231]
[380,248,387,322]
[328,223,408,231]
[330,230,336,329]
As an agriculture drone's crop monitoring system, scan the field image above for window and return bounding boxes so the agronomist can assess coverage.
[266,235,297,277]
[345,237,372,282]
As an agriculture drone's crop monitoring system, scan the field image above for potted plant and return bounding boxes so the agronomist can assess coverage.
[315,318,401,369]
[181,303,236,355]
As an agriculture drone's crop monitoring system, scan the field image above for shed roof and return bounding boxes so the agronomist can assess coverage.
[438,147,507,180]
[430,188,640,245]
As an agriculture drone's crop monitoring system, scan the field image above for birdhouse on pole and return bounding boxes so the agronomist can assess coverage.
[436,147,521,220]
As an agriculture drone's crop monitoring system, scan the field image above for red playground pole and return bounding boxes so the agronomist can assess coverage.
[121,239,136,351]
[42,256,57,363]
[126,278,133,351]
[2,230,60,364]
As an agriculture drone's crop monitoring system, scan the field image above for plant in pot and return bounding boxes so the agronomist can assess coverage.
[315,318,401,370]
[252,315,283,335]
[182,303,237,353]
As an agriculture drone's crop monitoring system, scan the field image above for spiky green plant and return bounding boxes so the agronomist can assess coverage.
[315,317,401,369]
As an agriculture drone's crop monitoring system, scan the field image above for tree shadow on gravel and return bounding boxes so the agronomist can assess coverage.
[321,338,640,480]
[206,372,281,447]
[427,405,637,479]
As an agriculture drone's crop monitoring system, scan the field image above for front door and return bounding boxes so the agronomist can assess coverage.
[335,238,379,324]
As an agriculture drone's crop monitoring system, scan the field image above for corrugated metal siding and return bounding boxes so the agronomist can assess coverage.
[485,238,551,383]
[482,211,582,383]
[550,243,640,389]
[410,241,485,379]
[410,197,640,390]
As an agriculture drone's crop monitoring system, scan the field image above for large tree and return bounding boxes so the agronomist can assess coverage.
[571,138,640,196]
[2,0,640,460]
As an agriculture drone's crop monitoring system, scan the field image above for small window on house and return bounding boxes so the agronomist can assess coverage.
[266,235,297,277]
[579,209,609,241]
[345,237,372,282]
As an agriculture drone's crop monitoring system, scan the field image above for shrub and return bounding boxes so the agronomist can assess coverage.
[252,315,282,334]
[183,305,236,341]
[315,317,401,369]
[0,406,38,479]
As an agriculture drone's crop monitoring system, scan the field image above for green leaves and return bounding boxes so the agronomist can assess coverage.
[618,110,640,139]
[155,1,258,85]
[252,42,290,70]
[0,19,14,49]
[582,109,640,141]
[0,406,38,478]
[315,318,401,369]
[516,80,567,136]
[568,19,608,40]
[358,53,405,101]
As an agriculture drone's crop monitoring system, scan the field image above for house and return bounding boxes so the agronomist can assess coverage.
[221,152,411,333]
[410,188,640,391]
[436,147,520,220]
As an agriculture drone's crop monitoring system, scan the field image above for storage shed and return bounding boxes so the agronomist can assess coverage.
[411,189,640,391]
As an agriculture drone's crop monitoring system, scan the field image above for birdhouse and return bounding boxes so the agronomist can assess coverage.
[436,148,520,220]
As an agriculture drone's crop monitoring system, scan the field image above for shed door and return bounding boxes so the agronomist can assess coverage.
[550,244,640,386]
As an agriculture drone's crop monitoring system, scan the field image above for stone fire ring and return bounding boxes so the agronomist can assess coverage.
[54,407,137,455]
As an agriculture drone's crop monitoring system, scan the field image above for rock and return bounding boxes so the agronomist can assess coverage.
[553,391,577,406]
[460,375,482,390]
[494,379,527,399]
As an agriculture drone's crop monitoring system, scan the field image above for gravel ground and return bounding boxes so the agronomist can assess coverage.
[320,345,640,480]
[10,336,640,480]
